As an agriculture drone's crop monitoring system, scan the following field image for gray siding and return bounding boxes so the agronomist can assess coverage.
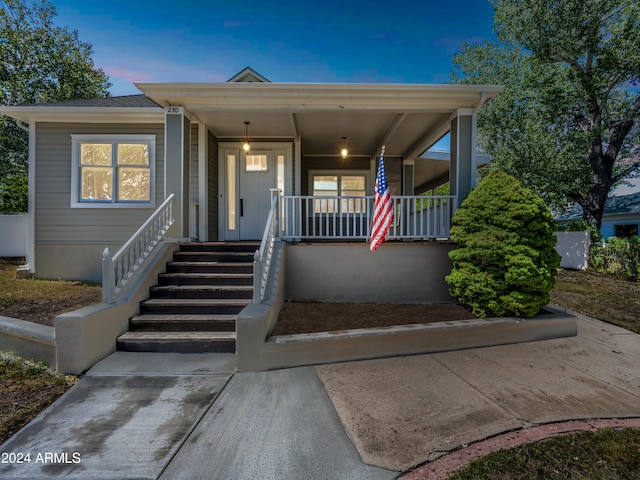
[207,129,219,240]
[34,123,165,245]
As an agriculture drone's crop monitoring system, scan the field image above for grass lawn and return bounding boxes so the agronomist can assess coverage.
[0,353,77,445]
[551,268,640,334]
[0,257,102,326]
[449,428,640,479]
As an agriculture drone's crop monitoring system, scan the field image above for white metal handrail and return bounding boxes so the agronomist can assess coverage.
[280,195,455,240]
[102,194,175,303]
[253,189,281,303]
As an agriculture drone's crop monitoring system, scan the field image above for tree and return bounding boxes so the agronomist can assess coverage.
[452,0,640,230]
[446,170,561,318]
[0,0,111,210]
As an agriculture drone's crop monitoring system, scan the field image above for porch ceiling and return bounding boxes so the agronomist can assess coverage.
[137,82,502,162]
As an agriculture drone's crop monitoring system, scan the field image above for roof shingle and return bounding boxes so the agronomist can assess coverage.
[21,95,160,108]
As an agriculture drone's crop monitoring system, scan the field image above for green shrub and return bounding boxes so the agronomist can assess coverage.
[446,170,561,317]
[589,236,640,281]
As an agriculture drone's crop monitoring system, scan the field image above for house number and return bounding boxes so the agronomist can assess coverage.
[166,106,182,114]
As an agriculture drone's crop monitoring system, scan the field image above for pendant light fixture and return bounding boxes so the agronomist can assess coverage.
[243,122,251,152]
[340,137,348,159]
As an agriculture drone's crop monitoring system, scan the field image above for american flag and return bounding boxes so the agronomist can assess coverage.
[370,147,394,252]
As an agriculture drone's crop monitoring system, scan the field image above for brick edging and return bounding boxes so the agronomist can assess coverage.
[400,418,640,480]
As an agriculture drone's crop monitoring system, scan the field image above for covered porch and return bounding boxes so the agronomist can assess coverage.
[136,76,503,243]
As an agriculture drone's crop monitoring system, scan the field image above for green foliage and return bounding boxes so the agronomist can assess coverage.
[589,236,640,281]
[446,170,561,317]
[452,0,640,230]
[0,0,111,208]
[417,183,450,210]
[0,173,27,212]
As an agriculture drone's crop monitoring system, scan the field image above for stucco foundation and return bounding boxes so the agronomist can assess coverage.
[285,241,455,303]
[237,241,578,372]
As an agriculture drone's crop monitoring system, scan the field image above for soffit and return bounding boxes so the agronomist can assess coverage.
[137,82,502,160]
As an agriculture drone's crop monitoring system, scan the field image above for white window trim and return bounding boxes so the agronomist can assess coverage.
[71,134,156,209]
[309,170,371,214]
[308,170,371,196]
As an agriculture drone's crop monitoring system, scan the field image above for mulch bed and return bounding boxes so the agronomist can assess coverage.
[271,302,477,336]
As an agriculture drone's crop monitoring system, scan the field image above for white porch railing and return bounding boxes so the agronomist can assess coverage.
[102,194,175,303]
[280,195,455,240]
[253,189,281,303]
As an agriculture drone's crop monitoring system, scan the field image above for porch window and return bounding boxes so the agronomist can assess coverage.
[311,174,367,213]
[71,135,155,208]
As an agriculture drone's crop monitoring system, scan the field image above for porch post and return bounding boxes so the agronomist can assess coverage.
[402,159,415,196]
[401,159,415,237]
[449,108,476,209]
[164,106,191,239]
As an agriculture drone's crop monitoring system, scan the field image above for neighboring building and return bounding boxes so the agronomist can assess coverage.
[558,191,640,239]
[0,67,503,281]
[600,191,640,239]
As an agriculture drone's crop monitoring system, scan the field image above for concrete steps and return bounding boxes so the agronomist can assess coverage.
[116,331,236,353]
[117,242,258,354]
[129,314,237,332]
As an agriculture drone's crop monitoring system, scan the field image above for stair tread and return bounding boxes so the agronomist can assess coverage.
[130,314,237,321]
[159,273,253,277]
[176,251,254,256]
[181,242,259,246]
[141,298,251,305]
[167,261,254,267]
[119,331,236,340]
[151,285,253,291]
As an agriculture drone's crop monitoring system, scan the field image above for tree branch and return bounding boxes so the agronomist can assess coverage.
[602,94,640,176]
[613,163,640,184]
[622,94,640,123]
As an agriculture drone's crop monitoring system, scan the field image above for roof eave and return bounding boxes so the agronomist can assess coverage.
[135,82,505,111]
[0,106,164,124]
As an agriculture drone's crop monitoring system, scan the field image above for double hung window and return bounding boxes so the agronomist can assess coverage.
[71,135,155,208]
[311,173,367,213]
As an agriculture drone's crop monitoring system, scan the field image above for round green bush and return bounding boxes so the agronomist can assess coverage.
[446,170,561,317]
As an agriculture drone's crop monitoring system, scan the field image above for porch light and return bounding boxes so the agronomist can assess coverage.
[243,122,251,152]
[340,137,348,159]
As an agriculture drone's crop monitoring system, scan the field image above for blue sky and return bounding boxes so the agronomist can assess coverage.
[52,0,497,95]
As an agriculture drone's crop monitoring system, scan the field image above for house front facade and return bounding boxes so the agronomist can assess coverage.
[2,69,582,374]
[1,68,503,282]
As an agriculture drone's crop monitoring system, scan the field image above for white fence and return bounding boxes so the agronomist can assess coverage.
[0,214,27,257]
[555,231,590,270]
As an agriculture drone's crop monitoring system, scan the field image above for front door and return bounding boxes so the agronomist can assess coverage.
[222,148,276,240]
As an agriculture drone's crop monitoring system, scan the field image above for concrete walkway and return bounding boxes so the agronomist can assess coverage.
[0,312,638,480]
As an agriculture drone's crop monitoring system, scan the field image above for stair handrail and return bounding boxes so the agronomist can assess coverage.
[253,189,281,303]
[102,194,175,303]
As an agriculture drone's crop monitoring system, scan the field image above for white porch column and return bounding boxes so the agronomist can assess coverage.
[164,106,191,239]
[449,108,476,209]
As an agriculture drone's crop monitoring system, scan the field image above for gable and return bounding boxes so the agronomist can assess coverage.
[226,67,270,83]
